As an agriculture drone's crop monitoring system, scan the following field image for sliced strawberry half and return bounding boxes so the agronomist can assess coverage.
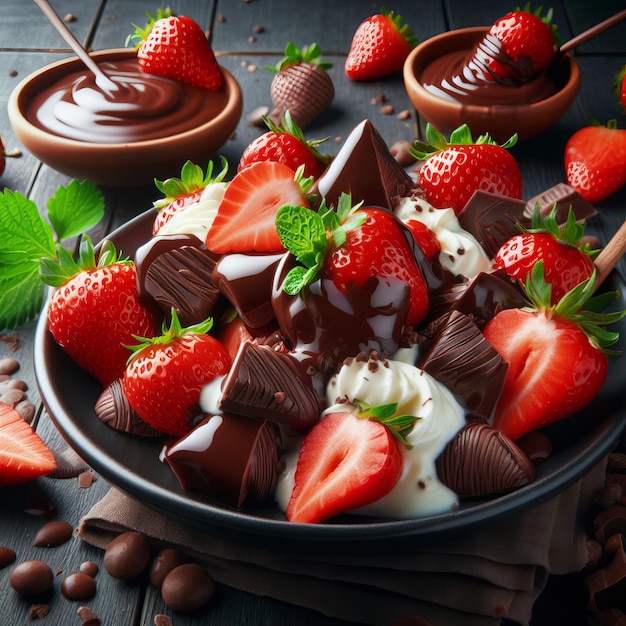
[205,161,311,254]
[286,409,404,524]
[0,402,56,486]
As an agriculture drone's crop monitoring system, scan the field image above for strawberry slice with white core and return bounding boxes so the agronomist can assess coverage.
[0,402,56,486]
[205,161,310,254]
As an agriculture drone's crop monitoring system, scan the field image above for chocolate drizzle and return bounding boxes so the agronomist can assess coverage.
[219,341,322,432]
[437,422,536,498]
[135,234,220,326]
[418,310,508,420]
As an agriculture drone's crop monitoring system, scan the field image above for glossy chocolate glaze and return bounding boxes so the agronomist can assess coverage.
[165,413,282,509]
[135,233,221,327]
[27,59,229,143]
[526,182,598,223]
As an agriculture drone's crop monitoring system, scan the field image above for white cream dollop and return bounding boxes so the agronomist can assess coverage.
[394,195,492,279]
[156,181,228,240]
[275,355,466,519]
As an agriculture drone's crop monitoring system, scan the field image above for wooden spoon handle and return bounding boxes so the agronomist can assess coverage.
[594,219,626,290]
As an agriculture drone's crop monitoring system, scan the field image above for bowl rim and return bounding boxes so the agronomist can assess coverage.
[7,48,242,151]
[403,26,581,116]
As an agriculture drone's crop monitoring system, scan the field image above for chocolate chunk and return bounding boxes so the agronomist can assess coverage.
[594,505,626,544]
[135,233,220,326]
[166,412,282,509]
[212,252,285,328]
[418,311,508,420]
[77,606,100,625]
[48,445,90,479]
[457,190,529,258]
[220,341,321,432]
[437,422,536,498]
[526,182,597,223]
[161,564,215,611]
[61,573,97,600]
[587,534,626,613]
[10,560,54,595]
[28,604,50,620]
[149,548,186,588]
[79,561,99,577]
[0,357,19,376]
[95,379,162,437]
[0,546,16,569]
[103,531,151,580]
[314,119,415,210]
[33,520,73,547]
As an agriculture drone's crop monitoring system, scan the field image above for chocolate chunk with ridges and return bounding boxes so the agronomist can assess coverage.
[526,182,597,223]
[135,233,220,326]
[10,560,54,595]
[418,311,508,420]
[161,564,215,611]
[314,119,415,210]
[95,379,162,437]
[437,422,535,498]
[103,531,151,580]
[457,190,529,258]
[212,252,285,328]
[220,341,321,432]
[33,520,73,547]
[594,504,626,544]
[166,412,283,509]
[586,534,626,613]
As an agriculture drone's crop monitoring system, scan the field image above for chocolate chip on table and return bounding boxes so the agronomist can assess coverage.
[0,356,19,375]
[28,604,50,620]
[154,615,172,626]
[9,560,54,595]
[161,563,215,611]
[103,531,151,579]
[33,520,73,547]
[149,548,186,588]
[61,572,96,600]
[77,606,101,626]
[79,561,99,577]
[0,546,17,569]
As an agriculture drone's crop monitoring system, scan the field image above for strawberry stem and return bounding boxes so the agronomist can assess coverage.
[354,400,419,449]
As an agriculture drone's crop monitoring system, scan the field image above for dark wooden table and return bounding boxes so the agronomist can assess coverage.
[1,1,625,624]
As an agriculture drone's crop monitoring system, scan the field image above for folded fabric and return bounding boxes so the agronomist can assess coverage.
[77,460,606,626]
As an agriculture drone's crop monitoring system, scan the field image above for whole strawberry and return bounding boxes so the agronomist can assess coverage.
[129,8,222,90]
[265,43,334,129]
[493,206,596,304]
[410,124,523,214]
[345,9,417,81]
[483,264,625,441]
[565,120,626,204]
[42,236,160,388]
[238,111,331,179]
[152,157,228,235]
[0,134,21,179]
[484,5,557,83]
[123,310,231,437]
[614,65,626,112]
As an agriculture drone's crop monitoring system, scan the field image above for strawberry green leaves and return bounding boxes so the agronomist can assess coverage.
[0,180,104,330]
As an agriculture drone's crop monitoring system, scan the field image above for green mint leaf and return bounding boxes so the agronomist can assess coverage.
[0,265,45,331]
[283,266,311,295]
[276,204,327,267]
[47,179,104,240]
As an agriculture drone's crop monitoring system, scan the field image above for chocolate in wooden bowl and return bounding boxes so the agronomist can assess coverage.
[403,27,581,143]
[7,49,242,187]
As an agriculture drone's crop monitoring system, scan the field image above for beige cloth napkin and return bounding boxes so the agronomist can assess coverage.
[77,460,606,626]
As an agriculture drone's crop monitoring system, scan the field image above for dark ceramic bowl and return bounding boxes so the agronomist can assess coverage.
[8,49,242,187]
[403,27,581,143]
[33,209,626,553]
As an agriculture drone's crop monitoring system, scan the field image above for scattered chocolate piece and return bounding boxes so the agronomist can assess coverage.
[217,13,226,22]
[28,603,50,620]
[390,140,415,167]
[149,548,186,588]
[77,606,100,626]
[33,520,73,547]
[48,445,90,479]
[61,573,96,600]
[586,534,626,613]
[166,412,282,509]
[10,560,54,595]
[594,504,626,544]
[77,469,96,487]
[380,104,395,115]
[161,564,215,611]
[63,13,76,22]
[95,379,162,437]
[0,357,19,375]
[103,531,151,580]
[248,105,269,127]
[525,182,597,223]
[9,69,18,77]
[154,614,173,626]
[0,332,20,351]
[15,400,36,424]
[437,422,536,498]
[220,341,321,431]
[397,109,411,121]
[79,561,99,577]
[0,546,17,569]
[253,24,264,33]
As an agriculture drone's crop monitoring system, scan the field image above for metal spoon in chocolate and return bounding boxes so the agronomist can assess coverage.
[33,0,118,95]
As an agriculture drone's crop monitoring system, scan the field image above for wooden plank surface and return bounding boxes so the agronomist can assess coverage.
[1,0,626,624]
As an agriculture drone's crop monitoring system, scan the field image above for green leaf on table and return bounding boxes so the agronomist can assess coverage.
[47,179,104,239]
[0,265,46,331]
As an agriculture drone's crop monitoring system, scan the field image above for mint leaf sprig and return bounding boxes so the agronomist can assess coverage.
[0,180,104,330]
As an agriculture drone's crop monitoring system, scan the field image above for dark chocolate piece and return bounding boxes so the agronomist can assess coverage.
[586,534,626,613]
[135,233,220,326]
[33,521,73,547]
[9,560,54,595]
[212,252,285,328]
[418,310,508,420]
[526,182,597,223]
[150,548,186,588]
[0,546,16,569]
[594,504,626,545]
[314,119,415,210]
[61,573,96,601]
[437,422,535,498]
[103,531,151,580]
[166,412,282,509]
[457,190,528,258]
[161,564,215,611]
[95,379,162,437]
[220,341,322,431]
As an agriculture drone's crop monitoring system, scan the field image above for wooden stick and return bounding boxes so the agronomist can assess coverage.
[560,9,626,54]
[594,220,626,290]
